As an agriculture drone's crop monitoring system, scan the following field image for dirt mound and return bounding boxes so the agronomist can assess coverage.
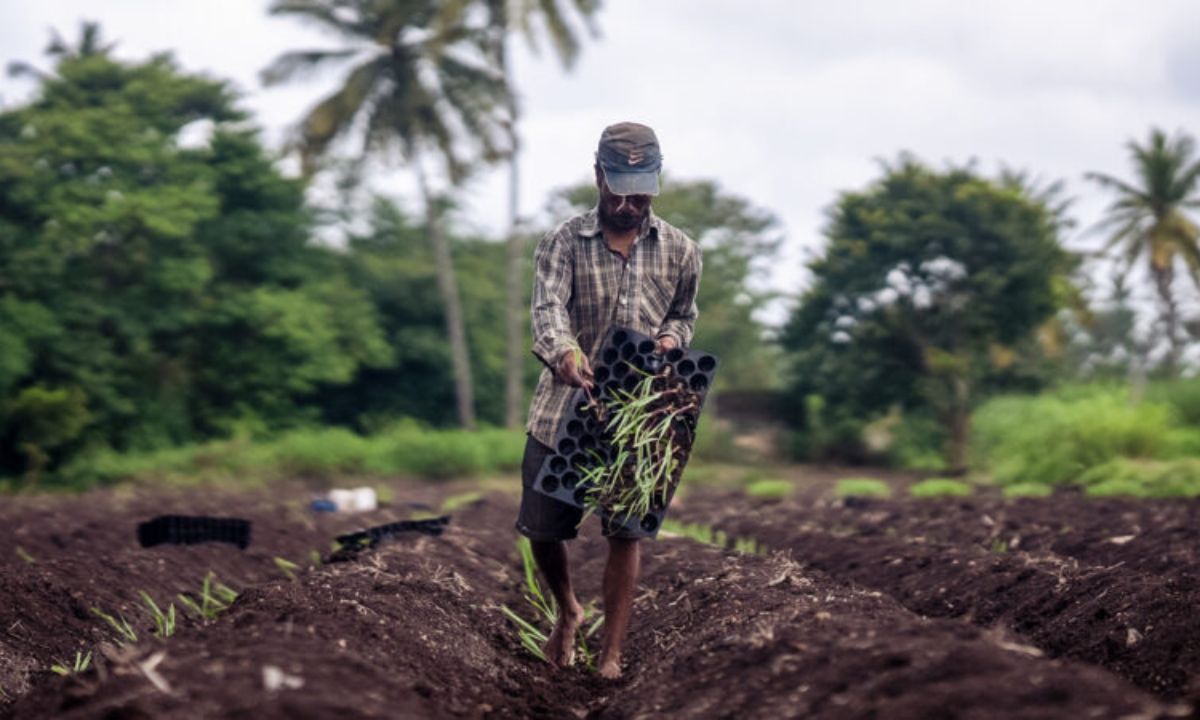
[1,482,1193,719]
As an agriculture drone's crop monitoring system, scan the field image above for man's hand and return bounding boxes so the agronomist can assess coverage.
[655,334,678,355]
[557,347,594,389]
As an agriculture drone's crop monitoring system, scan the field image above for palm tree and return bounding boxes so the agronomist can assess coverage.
[439,0,600,428]
[7,20,117,81]
[1086,128,1200,374]
[262,0,513,429]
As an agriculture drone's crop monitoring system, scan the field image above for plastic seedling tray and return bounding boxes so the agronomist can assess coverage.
[137,515,251,550]
[532,326,718,538]
[335,516,450,549]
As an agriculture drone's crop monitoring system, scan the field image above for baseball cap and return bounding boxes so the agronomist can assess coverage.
[596,122,662,196]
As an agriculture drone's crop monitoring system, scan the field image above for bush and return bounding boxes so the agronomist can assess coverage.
[1145,378,1200,427]
[972,388,1172,486]
[834,478,892,499]
[1002,483,1053,499]
[48,424,526,489]
[909,478,972,498]
[1078,458,1200,498]
[744,478,793,500]
[887,412,946,471]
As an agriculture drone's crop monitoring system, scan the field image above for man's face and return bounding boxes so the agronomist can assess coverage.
[596,167,653,232]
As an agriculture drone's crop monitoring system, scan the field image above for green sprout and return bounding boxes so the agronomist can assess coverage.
[15,546,35,564]
[501,538,604,668]
[660,518,764,555]
[50,650,91,676]
[274,556,301,581]
[138,591,176,639]
[91,608,138,645]
[177,571,238,621]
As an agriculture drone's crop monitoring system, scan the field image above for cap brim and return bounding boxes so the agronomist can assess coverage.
[603,168,660,196]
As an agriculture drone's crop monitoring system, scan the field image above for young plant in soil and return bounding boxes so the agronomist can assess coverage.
[501,538,603,669]
[139,591,177,639]
[91,608,138,645]
[177,571,238,621]
[579,364,700,522]
[50,650,92,676]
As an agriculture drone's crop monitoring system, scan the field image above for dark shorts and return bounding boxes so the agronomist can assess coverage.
[515,435,640,542]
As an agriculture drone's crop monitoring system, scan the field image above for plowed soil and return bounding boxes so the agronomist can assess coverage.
[1,479,1196,719]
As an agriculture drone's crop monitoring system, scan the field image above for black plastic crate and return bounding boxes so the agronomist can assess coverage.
[531,326,718,537]
[137,515,251,550]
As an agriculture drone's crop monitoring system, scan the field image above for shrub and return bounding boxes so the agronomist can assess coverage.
[972,388,1172,486]
[744,478,793,500]
[834,478,892,499]
[1079,458,1200,498]
[1002,483,1053,499]
[909,478,972,498]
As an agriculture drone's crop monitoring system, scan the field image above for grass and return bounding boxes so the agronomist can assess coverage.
[50,650,91,676]
[177,571,238,621]
[138,591,176,639]
[972,387,1174,487]
[660,518,765,555]
[908,478,973,498]
[834,478,892,499]
[91,607,138,645]
[1002,483,1054,499]
[743,478,793,500]
[1078,458,1200,498]
[46,422,526,490]
[501,538,603,668]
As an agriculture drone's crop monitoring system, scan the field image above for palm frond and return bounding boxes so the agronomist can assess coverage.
[260,49,360,86]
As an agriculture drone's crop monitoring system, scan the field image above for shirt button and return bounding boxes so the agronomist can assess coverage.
[619,296,628,306]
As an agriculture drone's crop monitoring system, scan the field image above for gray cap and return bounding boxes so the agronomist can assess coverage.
[596,122,662,196]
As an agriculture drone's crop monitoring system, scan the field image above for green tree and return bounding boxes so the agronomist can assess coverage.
[553,176,783,390]
[782,157,1070,471]
[0,31,388,478]
[262,0,512,429]
[437,0,601,428]
[1086,128,1200,375]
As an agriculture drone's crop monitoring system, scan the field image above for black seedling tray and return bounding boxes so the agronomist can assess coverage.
[532,326,718,538]
[335,516,450,548]
[137,515,251,549]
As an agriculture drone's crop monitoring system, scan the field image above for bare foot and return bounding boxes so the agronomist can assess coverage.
[543,603,584,668]
[597,655,621,680]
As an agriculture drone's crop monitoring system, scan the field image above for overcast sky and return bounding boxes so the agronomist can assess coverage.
[4,1,1200,325]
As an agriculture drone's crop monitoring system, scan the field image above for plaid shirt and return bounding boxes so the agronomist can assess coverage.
[526,207,702,446]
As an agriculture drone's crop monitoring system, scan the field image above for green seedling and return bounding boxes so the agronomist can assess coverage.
[440,491,483,513]
[990,538,1009,554]
[309,549,323,567]
[91,608,138,645]
[50,650,91,676]
[502,538,603,668]
[139,591,176,638]
[834,478,892,499]
[660,518,764,555]
[178,571,237,621]
[274,556,301,581]
[15,546,35,564]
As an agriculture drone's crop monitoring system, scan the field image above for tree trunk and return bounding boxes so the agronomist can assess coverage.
[501,34,525,429]
[1152,263,1181,377]
[419,170,476,430]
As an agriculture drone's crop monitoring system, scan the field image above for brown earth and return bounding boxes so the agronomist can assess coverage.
[0,479,1195,719]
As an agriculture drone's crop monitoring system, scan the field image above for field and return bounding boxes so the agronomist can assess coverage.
[1,472,1198,719]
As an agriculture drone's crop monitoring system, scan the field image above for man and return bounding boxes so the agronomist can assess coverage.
[516,122,702,679]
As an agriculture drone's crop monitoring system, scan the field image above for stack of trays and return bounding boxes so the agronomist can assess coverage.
[532,326,718,538]
[137,515,251,549]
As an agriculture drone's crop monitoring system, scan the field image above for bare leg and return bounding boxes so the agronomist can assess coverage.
[598,537,641,679]
[530,540,585,667]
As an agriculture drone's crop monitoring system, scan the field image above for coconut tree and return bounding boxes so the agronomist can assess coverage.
[438,0,601,428]
[6,20,117,81]
[262,0,513,429]
[1086,128,1200,374]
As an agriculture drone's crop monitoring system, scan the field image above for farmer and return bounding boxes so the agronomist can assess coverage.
[516,122,701,679]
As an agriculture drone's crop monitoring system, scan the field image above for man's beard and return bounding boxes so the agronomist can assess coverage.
[598,203,645,232]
